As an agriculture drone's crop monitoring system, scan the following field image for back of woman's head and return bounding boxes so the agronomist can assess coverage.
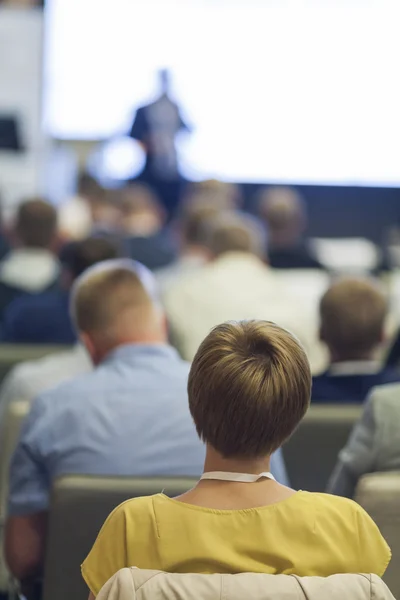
[188,320,311,458]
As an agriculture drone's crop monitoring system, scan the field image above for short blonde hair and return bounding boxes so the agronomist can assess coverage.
[71,260,157,335]
[320,277,387,360]
[188,320,311,458]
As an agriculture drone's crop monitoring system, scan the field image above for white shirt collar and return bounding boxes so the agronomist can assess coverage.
[329,360,381,376]
[0,248,60,292]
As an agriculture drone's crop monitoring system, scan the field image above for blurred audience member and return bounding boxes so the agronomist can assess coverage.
[184,179,242,212]
[120,184,176,270]
[82,321,389,599]
[312,278,400,403]
[5,260,204,585]
[58,173,98,240]
[329,381,400,498]
[0,199,59,319]
[156,203,220,295]
[1,237,118,344]
[59,173,121,241]
[258,186,323,270]
[165,212,318,362]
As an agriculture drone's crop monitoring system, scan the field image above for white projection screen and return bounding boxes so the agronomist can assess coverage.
[44,0,400,186]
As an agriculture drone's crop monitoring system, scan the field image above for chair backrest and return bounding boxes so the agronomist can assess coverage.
[0,344,70,385]
[355,472,400,598]
[0,400,30,592]
[283,404,362,492]
[0,400,30,515]
[97,568,395,600]
[43,475,198,600]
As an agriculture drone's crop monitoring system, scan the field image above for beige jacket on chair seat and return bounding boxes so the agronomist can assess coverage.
[96,568,395,600]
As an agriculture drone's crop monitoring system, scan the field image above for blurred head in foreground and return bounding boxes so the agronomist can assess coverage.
[319,277,387,362]
[71,259,165,365]
[189,320,311,459]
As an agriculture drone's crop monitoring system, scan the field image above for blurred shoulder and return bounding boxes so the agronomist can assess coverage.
[369,381,400,404]
[33,368,98,410]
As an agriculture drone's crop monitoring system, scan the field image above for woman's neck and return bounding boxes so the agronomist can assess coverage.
[203,446,271,475]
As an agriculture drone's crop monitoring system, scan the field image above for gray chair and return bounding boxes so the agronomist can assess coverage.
[283,404,362,492]
[0,400,30,595]
[355,472,400,599]
[43,475,198,600]
[0,344,71,385]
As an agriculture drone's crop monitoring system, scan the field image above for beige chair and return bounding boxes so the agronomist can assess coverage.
[0,344,70,385]
[43,475,198,600]
[97,568,395,600]
[355,472,400,598]
[283,404,362,492]
[0,400,30,596]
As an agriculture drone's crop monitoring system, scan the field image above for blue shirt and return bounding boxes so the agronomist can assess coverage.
[8,344,288,515]
[1,290,76,344]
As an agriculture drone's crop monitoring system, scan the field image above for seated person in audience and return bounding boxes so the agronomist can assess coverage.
[120,184,176,270]
[0,198,59,319]
[312,277,400,403]
[82,321,390,600]
[164,212,320,369]
[155,202,220,295]
[1,237,119,344]
[329,381,400,498]
[58,172,99,241]
[4,261,287,587]
[184,179,243,212]
[257,186,323,270]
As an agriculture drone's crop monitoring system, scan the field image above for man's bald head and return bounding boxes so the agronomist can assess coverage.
[71,260,165,361]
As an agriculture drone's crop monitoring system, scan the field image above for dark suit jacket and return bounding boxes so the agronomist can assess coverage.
[268,243,324,270]
[1,290,75,344]
[312,367,400,404]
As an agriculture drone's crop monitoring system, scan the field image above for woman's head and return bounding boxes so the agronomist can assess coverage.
[188,320,311,459]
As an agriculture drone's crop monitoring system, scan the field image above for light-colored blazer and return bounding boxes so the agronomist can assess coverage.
[328,382,400,498]
[97,568,395,600]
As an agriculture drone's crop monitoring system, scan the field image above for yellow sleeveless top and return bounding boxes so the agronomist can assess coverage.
[82,491,391,596]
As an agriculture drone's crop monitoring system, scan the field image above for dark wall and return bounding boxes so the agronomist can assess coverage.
[243,184,400,245]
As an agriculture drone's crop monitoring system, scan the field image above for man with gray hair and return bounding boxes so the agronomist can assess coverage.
[4,260,203,586]
[164,212,318,365]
